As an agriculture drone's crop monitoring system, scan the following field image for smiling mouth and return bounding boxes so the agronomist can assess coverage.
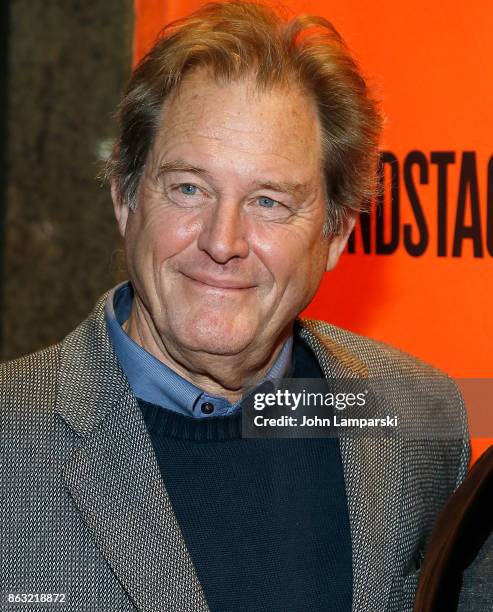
[182,272,256,290]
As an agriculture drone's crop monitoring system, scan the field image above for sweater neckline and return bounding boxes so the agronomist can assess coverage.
[138,331,324,441]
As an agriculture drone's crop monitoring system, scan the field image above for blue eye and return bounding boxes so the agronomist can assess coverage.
[179,184,198,195]
[258,196,277,208]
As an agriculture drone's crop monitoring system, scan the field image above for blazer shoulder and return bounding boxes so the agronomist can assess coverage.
[0,343,61,416]
[301,317,452,380]
[301,318,470,486]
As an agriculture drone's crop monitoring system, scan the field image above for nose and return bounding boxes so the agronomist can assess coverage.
[197,200,249,263]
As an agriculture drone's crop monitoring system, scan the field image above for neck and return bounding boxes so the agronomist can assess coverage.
[122,299,291,403]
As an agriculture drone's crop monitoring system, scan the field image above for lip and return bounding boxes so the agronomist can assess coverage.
[182,272,256,290]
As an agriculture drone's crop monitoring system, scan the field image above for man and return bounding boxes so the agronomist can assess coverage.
[1,2,469,611]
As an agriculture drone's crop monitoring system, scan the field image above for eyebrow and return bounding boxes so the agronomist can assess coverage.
[157,160,211,180]
[156,159,311,198]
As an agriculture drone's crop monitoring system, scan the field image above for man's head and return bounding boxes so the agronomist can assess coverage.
[108,1,381,236]
[107,1,382,381]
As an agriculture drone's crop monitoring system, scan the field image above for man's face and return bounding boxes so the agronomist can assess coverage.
[114,69,349,360]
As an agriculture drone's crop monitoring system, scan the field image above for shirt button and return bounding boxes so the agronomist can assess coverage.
[200,402,215,415]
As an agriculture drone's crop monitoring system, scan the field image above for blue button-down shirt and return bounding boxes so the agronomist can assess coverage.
[104,282,293,418]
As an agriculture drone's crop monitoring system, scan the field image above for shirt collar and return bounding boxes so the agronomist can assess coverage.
[104,281,293,418]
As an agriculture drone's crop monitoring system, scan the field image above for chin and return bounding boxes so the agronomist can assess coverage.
[172,319,257,356]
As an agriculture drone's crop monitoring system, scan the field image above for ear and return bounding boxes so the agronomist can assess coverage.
[325,214,357,272]
[111,180,130,238]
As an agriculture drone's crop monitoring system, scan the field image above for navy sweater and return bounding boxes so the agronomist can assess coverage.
[138,336,352,611]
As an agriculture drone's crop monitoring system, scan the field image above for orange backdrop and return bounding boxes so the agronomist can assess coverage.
[134,0,493,463]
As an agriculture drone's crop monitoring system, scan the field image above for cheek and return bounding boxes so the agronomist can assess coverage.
[130,209,199,268]
[250,226,325,292]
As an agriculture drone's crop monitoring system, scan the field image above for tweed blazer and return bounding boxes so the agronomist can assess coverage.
[0,291,469,612]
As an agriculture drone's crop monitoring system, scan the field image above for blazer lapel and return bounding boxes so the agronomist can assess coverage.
[56,294,209,612]
[297,319,403,612]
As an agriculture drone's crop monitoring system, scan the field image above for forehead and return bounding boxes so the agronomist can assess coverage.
[149,68,324,182]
